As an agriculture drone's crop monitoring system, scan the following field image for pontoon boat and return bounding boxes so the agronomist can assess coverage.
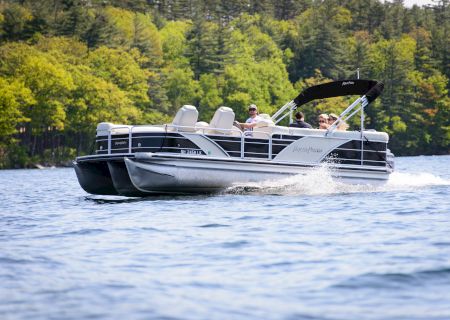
[74,79,394,196]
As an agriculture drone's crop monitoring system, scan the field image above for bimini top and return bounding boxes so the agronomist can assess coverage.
[293,79,384,108]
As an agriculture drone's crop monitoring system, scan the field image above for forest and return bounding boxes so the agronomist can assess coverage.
[0,0,448,168]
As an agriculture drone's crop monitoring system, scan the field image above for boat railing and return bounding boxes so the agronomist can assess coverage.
[100,124,274,160]
[165,124,274,160]
[244,130,273,160]
[98,124,388,167]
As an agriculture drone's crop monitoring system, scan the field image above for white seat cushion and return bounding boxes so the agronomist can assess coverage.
[208,106,236,134]
[254,113,275,128]
[171,105,199,132]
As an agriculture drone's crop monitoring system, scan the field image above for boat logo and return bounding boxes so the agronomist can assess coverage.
[342,81,355,86]
[292,146,323,154]
[114,140,127,146]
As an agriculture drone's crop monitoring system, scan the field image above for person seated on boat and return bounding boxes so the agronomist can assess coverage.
[289,111,312,129]
[234,104,263,132]
[318,114,330,129]
[328,113,349,131]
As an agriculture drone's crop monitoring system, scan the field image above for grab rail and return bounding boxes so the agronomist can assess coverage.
[97,123,387,166]
[98,124,275,160]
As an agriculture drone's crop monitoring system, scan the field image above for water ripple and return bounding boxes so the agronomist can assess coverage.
[333,267,450,290]
[219,240,252,248]
[1,156,450,320]
[197,223,230,228]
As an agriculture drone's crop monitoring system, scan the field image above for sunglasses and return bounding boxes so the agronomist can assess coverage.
[318,120,326,123]
[249,109,257,111]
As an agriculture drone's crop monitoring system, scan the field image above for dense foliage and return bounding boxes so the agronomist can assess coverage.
[0,0,448,168]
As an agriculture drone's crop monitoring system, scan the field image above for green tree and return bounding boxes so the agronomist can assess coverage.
[0,77,33,145]
[59,1,95,37]
[198,73,223,121]
[345,31,373,78]
[87,46,150,107]
[186,18,223,79]
[273,0,311,20]
[162,67,200,115]
[344,0,384,33]
[84,6,134,48]
[288,5,351,81]
[367,36,417,152]
[408,70,449,154]
[430,0,449,83]
[1,3,33,40]
[0,43,75,157]
[410,27,437,75]
[160,20,191,68]
[66,64,141,153]
[132,12,163,66]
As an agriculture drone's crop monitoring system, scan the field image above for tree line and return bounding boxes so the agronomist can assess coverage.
[0,0,448,168]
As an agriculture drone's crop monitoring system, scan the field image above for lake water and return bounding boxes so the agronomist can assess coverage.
[1,155,450,320]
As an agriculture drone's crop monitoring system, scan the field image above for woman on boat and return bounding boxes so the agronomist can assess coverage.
[328,113,349,131]
[318,114,330,129]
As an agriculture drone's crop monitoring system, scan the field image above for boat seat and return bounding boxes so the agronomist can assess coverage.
[195,121,210,133]
[170,105,199,132]
[251,114,276,139]
[285,127,389,143]
[230,125,243,137]
[288,127,318,136]
[96,122,115,136]
[252,125,290,139]
[96,122,131,136]
[255,114,275,127]
[206,106,238,135]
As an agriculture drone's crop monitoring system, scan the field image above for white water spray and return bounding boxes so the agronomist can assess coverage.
[387,171,450,187]
[225,165,450,196]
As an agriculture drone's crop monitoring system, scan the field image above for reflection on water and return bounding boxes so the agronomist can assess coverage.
[85,194,214,204]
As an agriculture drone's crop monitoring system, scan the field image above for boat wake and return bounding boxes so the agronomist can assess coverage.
[225,166,450,196]
[387,171,450,187]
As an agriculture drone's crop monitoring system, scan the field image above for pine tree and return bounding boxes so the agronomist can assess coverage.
[132,12,163,67]
[186,18,223,79]
[431,0,449,83]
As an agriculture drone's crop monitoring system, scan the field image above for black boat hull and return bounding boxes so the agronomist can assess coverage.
[107,161,149,197]
[73,161,118,195]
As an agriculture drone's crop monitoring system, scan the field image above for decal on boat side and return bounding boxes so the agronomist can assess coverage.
[181,149,202,155]
[292,146,323,154]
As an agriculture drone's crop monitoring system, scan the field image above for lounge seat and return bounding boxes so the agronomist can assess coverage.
[170,105,199,132]
[195,121,210,133]
[251,114,276,138]
[206,106,240,136]
[96,122,131,136]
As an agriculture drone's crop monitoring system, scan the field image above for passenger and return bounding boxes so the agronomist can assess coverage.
[328,113,349,131]
[236,104,262,132]
[318,113,329,129]
[289,111,312,129]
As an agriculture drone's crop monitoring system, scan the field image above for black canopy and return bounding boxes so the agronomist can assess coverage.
[293,80,384,107]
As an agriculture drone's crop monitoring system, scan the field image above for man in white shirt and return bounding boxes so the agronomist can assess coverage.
[238,104,262,132]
